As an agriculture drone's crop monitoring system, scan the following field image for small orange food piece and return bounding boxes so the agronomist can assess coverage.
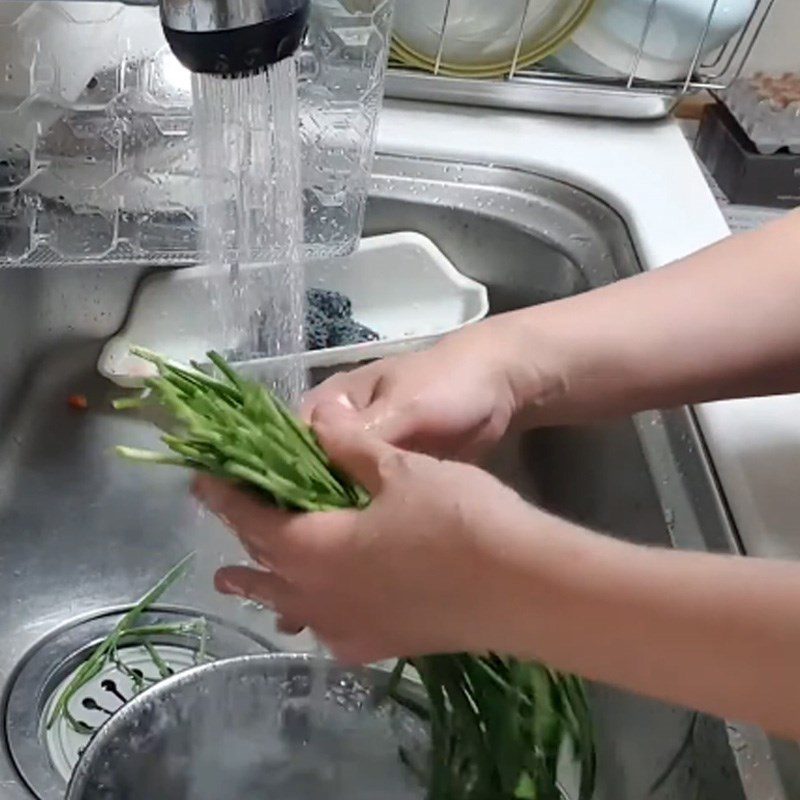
[68,394,88,411]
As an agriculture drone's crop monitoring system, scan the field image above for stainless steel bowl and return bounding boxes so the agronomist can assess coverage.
[65,654,427,800]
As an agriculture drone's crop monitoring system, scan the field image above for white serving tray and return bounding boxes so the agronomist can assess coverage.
[98,232,489,388]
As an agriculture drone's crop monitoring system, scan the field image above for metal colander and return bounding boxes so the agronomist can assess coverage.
[65,653,428,800]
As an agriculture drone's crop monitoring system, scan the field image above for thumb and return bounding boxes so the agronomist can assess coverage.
[312,403,395,495]
[306,390,417,449]
[358,400,421,448]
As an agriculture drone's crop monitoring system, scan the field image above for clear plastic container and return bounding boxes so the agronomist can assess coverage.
[300,0,393,257]
[0,0,394,266]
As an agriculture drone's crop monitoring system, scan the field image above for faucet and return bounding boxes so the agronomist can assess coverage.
[159,0,311,77]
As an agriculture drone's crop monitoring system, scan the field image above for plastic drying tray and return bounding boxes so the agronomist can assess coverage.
[98,232,489,388]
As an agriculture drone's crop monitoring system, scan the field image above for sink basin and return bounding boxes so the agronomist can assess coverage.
[0,154,787,799]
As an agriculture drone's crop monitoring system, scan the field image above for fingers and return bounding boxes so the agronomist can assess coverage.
[302,367,418,448]
[216,568,374,662]
[216,567,307,635]
[308,390,420,449]
[300,387,356,424]
[215,566,295,609]
[276,615,307,636]
[216,565,390,664]
[194,475,345,572]
[358,402,420,448]
[311,403,404,495]
[300,364,382,424]
[194,476,283,563]
[194,474,275,531]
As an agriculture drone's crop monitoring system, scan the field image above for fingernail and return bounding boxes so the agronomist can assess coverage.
[313,400,353,425]
[214,571,241,596]
[277,618,306,636]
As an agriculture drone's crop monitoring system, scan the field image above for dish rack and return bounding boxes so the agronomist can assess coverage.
[384,0,780,120]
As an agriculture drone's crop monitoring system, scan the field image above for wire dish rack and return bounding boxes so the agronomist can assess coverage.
[384,0,780,119]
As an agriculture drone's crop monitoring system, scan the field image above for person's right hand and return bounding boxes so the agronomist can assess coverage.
[199,404,563,665]
[302,317,543,461]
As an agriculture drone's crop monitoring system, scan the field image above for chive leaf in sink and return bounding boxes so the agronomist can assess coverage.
[46,554,208,734]
[113,348,596,800]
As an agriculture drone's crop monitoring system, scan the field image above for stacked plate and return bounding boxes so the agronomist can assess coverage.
[390,0,757,83]
[547,0,757,82]
[390,0,596,79]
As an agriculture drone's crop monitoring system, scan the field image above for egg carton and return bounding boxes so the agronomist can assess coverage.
[695,103,800,210]
[722,73,800,155]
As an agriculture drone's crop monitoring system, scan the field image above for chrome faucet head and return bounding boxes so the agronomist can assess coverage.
[160,0,310,77]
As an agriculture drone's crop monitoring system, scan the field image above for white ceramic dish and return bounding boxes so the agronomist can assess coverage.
[542,41,617,78]
[391,0,591,70]
[550,0,757,81]
[98,232,490,388]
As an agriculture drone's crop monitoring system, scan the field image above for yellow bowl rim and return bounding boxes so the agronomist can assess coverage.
[389,0,596,79]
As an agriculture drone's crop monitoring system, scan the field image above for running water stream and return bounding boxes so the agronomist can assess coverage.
[189,58,336,783]
[191,58,306,406]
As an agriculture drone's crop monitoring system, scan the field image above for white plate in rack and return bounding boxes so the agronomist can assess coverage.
[98,232,489,388]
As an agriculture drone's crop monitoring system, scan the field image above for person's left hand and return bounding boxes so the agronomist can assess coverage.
[193,406,546,664]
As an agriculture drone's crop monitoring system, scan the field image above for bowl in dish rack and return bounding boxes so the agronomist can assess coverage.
[390,0,595,78]
[546,0,757,81]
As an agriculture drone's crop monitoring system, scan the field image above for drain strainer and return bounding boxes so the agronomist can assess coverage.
[5,609,274,800]
[43,644,202,783]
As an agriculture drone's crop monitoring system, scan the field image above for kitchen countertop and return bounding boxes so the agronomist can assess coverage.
[378,99,798,561]
[678,119,800,560]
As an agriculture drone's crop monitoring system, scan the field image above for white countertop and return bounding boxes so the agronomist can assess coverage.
[378,100,731,268]
[378,99,799,561]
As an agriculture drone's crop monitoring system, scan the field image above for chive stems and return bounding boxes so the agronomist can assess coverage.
[114,350,596,800]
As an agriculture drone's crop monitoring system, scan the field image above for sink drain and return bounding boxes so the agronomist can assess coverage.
[43,643,203,783]
[5,609,274,800]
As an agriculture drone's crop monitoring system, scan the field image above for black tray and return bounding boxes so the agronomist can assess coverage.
[695,103,800,209]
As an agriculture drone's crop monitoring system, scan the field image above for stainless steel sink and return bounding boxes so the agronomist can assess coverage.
[0,155,789,799]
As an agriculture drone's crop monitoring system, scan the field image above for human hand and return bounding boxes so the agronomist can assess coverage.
[301,317,547,461]
[194,406,554,664]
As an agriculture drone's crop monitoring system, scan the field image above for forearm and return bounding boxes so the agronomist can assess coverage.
[500,208,800,427]
[488,511,800,738]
